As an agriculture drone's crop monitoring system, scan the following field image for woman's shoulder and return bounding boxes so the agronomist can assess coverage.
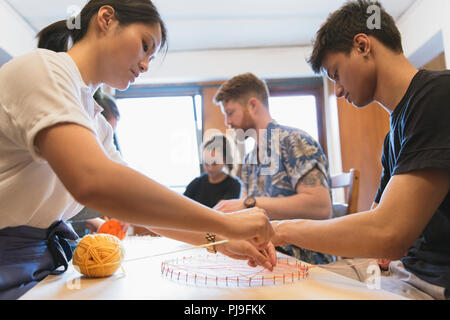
[0,49,81,88]
[2,49,62,71]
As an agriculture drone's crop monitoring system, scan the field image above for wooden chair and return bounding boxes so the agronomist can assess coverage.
[330,168,360,217]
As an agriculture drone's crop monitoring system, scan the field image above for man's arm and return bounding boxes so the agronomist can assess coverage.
[271,168,450,259]
[255,168,332,220]
[214,168,332,220]
[370,201,392,269]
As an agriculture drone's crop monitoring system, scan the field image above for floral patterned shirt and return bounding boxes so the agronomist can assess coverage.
[241,120,334,264]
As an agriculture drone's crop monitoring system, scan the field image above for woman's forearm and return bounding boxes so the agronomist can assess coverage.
[81,161,229,236]
[37,124,273,244]
[149,227,205,246]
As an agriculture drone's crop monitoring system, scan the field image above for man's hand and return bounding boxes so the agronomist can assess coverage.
[270,220,290,247]
[222,208,274,249]
[214,199,246,213]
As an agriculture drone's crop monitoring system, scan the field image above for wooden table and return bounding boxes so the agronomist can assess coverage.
[20,236,406,300]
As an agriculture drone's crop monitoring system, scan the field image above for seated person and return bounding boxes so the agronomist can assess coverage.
[213,72,334,265]
[271,0,450,300]
[184,134,241,208]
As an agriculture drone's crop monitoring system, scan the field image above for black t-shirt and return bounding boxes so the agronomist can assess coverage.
[374,69,450,290]
[183,173,241,208]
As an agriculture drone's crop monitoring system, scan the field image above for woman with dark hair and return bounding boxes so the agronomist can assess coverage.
[184,135,241,208]
[0,0,274,299]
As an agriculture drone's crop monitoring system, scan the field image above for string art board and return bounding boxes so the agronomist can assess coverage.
[160,253,309,288]
[122,236,310,288]
[20,237,407,300]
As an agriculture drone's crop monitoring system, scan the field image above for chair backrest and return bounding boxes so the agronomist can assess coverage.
[330,168,360,217]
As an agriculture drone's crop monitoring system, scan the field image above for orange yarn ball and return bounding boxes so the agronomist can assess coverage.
[98,219,126,240]
[73,234,125,278]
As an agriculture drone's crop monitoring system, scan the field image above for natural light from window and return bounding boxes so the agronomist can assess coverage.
[115,96,201,194]
[268,95,319,141]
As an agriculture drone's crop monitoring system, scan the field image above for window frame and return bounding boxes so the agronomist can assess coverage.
[115,77,327,176]
[115,87,204,191]
[265,77,327,157]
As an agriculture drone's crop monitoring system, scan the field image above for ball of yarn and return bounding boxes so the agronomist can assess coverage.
[73,234,125,278]
[98,219,126,240]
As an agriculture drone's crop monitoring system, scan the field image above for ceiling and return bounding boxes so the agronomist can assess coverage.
[6,0,416,52]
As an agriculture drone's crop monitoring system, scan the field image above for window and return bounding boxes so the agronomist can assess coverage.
[115,96,201,194]
[268,95,319,141]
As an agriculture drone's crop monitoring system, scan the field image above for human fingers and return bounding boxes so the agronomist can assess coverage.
[261,242,278,267]
[221,241,273,270]
[242,242,274,271]
[248,259,257,268]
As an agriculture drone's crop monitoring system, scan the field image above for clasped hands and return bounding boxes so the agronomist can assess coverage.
[213,202,288,272]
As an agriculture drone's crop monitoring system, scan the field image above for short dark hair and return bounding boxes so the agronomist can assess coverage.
[203,134,234,172]
[213,73,270,108]
[37,0,167,54]
[308,0,403,74]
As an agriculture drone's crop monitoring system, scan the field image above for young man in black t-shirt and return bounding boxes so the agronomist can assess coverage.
[270,0,450,299]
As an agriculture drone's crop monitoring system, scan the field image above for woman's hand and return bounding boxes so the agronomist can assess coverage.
[221,208,274,249]
[217,239,277,271]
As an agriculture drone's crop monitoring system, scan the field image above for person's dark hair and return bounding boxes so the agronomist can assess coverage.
[94,89,120,121]
[214,73,270,108]
[308,0,403,74]
[203,135,234,173]
[93,89,121,152]
[37,0,167,54]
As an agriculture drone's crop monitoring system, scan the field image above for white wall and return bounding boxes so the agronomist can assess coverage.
[323,78,345,204]
[397,0,450,68]
[6,0,446,201]
[0,0,36,57]
[137,45,315,84]
[138,0,450,84]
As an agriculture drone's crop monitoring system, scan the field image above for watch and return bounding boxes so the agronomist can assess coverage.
[244,196,256,208]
